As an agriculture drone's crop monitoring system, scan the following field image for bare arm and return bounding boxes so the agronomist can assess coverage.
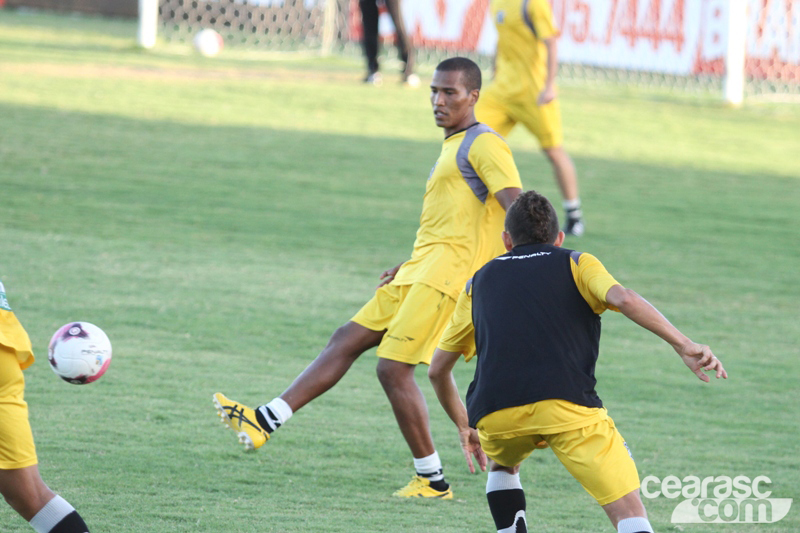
[428,348,487,473]
[495,187,522,211]
[538,37,558,105]
[605,285,728,382]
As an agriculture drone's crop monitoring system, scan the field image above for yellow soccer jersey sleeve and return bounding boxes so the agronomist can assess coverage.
[438,283,477,361]
[392,126,522,300]
[569,253,621,314]
[468,133,520,196]
[0,283,35,370]
[490,0,559,98]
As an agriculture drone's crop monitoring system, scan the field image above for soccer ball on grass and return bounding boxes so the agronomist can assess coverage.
[193,29,224,57]
[48,322,112,384]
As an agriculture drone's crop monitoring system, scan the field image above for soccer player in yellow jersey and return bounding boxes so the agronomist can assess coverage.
[477,0,585,236]
[0,281,91,533]
[214,57,523,499]
[428,191,727,532]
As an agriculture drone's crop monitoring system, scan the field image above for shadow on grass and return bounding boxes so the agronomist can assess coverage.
[3,101,797,253]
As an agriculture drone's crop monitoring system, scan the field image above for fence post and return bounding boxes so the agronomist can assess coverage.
[138,0,158,49]
[724,0,747,105]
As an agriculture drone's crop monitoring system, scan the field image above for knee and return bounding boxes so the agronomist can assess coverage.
[545,146,573,166]
[489,460,520,475]
[375,359,395,386]
[328,324,351,345]
[375,358,412,388]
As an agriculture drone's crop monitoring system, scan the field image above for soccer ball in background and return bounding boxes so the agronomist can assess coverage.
[193,29,224,57]
[48,322,112,385]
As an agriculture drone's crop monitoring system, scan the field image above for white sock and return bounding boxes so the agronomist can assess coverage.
[486,470,523,492]
[265,397,293,425]
[617,516,654,533]
[413,451,444,482]
[29,495,74,533]
[563,198,583,221]
[256,397,293,433]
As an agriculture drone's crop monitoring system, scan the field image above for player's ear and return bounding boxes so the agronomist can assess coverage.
[469,88,480,106]
[502,231,514,251]
[553,231,565,247]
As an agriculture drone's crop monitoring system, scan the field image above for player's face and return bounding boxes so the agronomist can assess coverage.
[430,70,478,136]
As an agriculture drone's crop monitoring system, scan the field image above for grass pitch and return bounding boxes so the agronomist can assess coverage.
[1,9,799,532]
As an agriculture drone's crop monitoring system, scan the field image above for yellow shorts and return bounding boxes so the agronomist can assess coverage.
[0,347,38,469]
[479,406,639,506]
[476,86,564,149]
[351,282,456,365]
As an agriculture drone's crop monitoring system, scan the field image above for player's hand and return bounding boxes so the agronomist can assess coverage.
[537,85,557,106]
[458,427,487,474]
[675,341,728,382]
[376,262,403,288]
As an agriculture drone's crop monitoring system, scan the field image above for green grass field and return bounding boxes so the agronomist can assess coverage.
[1,9,799,532]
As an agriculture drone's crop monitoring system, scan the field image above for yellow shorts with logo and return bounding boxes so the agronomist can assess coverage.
[477,400,640,506]
[476,86,564,149]
[351,282,456,365]
[0,347,38,469]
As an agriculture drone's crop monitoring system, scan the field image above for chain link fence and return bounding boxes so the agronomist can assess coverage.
[157,0,799,101]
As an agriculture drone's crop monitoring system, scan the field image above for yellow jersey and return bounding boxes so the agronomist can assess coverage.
[392,123,522,300]
[490,0,559,99]
[0,282,35,370]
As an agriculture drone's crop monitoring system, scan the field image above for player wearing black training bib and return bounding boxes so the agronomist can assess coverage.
[466,243,603,429]
[428,191,727,533]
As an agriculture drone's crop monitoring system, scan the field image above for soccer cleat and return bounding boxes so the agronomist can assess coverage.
[563,216,585,237]
[392,476,453,499]
[213,392,269,451]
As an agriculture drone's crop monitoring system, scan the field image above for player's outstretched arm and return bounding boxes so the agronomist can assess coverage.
[605,285,728,382]
[429,348,487,473]
[538,38,559,106]
[494,187,522,211]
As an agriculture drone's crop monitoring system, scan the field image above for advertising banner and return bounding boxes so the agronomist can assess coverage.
[349,0,799,80]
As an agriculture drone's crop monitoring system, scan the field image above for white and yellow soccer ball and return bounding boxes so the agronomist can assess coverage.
[193,28,224,57]
[48,322,112,385]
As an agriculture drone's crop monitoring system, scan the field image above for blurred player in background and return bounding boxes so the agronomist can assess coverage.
[0,281,91,533]
[359,0,419,87]
[477,0,584,236]
[428,191,727,532]
[214,57,521,499]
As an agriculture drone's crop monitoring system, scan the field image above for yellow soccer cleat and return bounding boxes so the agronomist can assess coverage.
[393,476,453,499]
[213,392,269,451]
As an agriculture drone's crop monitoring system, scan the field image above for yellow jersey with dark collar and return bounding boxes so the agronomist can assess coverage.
[392,123,521,300]
[490,0,559,99]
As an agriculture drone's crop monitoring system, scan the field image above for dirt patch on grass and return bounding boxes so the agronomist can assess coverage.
[0,61,362,84]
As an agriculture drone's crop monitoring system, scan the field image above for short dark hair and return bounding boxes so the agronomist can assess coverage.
[434,57,482,92]
[505,190,560,245]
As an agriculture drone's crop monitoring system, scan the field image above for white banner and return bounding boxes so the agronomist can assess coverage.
[350,0,800,80]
